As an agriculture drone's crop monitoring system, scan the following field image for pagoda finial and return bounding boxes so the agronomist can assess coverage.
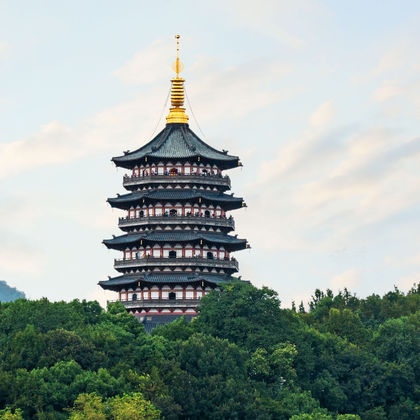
[166,35,189,124]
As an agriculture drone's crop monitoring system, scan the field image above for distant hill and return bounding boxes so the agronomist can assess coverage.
[0,280,25,302]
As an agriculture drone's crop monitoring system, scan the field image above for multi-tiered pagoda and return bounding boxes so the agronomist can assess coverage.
[99,36,249,328]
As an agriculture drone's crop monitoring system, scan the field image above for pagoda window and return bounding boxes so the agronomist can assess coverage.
[169,209,177,216]
[207,251,214,260]
[204,210,210,218]
[143,291,149,300]
[184,166,191,174]
[219,251,225,259]
[168,292,176,300]
[175,290,183,299]
[132,293,138,301]
[153,249,161,258]
[185,249,193,257]
[186,290,194,299]
[168,250,176,258]
[121,293,127,301]
[155,208,162,216]
[151,291,159,299]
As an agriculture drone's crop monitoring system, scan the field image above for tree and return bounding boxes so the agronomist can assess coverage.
[0,408,24,420]
[68,393,160,420]
[68,393,106,420]
[108,393,160,420]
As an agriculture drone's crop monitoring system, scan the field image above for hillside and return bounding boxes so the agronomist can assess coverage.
[0,281,25,302]
[0,282,418,419]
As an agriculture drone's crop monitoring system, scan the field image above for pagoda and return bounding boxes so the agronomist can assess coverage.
[99,36,249,328]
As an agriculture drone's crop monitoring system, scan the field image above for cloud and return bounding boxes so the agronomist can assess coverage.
[87,286,114,309]
[114,39,174,85]
[372,80,403,103]
[0,238,46,277]
[242,96,420,254]
[309,100,335,127]
[385,252,420,268]
[215,0,329,49]
[0,49,289,180]
[397,272,420,291]
[330,269,360,290]
[186,59,291,124]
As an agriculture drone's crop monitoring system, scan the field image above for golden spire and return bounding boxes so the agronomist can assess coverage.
[166,35,189,124]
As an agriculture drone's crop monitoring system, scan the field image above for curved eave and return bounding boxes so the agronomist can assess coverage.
[103,232,248,252]
[107,191,245,211]
[111,124,240,170]
[99,272,233,291]
[112,154,240,171]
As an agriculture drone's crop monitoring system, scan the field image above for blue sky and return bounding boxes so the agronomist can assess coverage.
[0,1,419,307]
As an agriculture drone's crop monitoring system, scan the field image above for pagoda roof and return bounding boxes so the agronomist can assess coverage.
[103,230,248,251]
[112,123,240,170]
[107,189,245,210]
[99,272,232,291]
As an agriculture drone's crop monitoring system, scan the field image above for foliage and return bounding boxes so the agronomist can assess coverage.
[67,393,160,420]
[0,283,418,419]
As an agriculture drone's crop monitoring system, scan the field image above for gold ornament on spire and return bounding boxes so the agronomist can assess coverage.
[166,35,189,124]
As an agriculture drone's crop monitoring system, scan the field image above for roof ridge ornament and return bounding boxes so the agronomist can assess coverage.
[166,35,189,125]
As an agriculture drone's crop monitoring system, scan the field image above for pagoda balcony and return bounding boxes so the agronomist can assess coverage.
[123,173,231,189]
[114,256,239,271]
[118,214,235,230]
[109,299,201,309]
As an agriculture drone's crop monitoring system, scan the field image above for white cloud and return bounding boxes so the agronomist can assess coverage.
[0,242,45,277]
[0,41,7,54]
[330,269,360,290]
[385,252,420,268]
[309,100,335,127]
[114,39,174,85]
[215,0,329,49]
[87,286,114,309]
[372,80,403,102]
[242,95,420,255]
[0,49,289,181]
[397,272,420,291]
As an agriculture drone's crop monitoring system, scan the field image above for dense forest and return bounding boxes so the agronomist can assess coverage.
[0,282,418,419]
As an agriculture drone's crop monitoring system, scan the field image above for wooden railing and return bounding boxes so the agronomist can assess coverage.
[114,256,239,271]
[123,173,231,188]
[118,214,234,229]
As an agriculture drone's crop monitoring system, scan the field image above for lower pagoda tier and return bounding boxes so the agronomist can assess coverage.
[100,272,234,327]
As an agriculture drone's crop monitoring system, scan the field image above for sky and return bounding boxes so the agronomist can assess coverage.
[0,0,419,308]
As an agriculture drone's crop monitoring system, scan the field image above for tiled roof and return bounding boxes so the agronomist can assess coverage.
[107,188,244,210]
[103,230,248,251]
[99,272,232,290]
[112,123,239,169]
